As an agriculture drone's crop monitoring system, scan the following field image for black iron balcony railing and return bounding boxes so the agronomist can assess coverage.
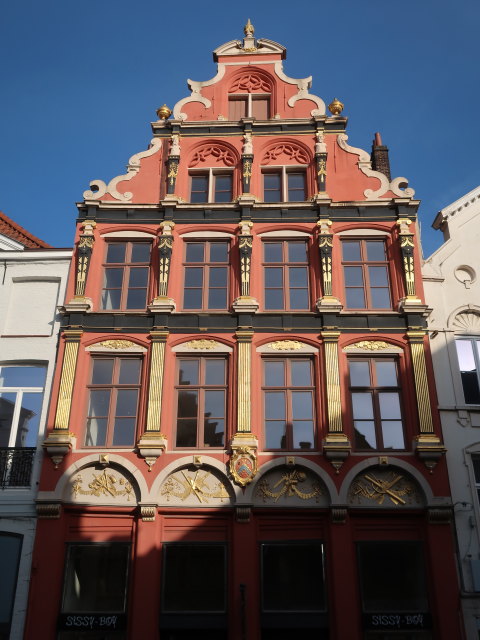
[0,447,36,488]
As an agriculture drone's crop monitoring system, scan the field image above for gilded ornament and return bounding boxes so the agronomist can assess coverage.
[167,161,178,185]
[230,446,257,487]
[269,340,303,351]
[328,98,344,115]
[344,341,391,351]
[72,469,133,501]
[184,339,218,350]
[161,469,229,504]
[97,339,137,350]
[244,18,254,36]
[317,159,327,177]
[156,104,172,120]
[349,471,416,507]
[256,470,322,503]
[243,160,252,180]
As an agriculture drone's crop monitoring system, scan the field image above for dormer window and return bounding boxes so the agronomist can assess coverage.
[229,95,270,120]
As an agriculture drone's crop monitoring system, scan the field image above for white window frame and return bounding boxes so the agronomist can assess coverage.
[261,166,308,202]
[189,168,234,203]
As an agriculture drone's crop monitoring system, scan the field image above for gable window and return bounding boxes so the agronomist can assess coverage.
[228,95,270,120]
[263,240,309,310]
[101,242,151,311]
[183,241,229,310]
[263,358,315,450]
[175,357,226,448]
[85,357,141,447]
[348,358,405,450]
[189,170,233,203]
[456,338,480,404]
[263,168,307,202]
[342,239,391,309]
[0,365,46,487]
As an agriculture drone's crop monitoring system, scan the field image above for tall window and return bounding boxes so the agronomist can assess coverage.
[101,242,150,311]
[229,95,270,120]
[263,240,309,310]
[0,533,22,640]
[175,357,226,448]
[263,169,307,202]
[189,171,233,203]
[263,359,315,450]
[342,239,391,309]
[456,338,480,404]
[85,357,141,447]
[348,358,404,450]
[183,241,229,310]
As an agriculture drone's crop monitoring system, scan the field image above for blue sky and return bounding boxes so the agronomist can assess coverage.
[1,0,479,256]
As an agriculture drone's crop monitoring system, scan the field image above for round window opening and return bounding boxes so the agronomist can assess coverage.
[455,265,476,286]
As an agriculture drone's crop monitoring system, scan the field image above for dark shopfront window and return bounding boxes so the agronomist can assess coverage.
[261,541,328,639]
[58,543,130,640]
[358,541,432,639]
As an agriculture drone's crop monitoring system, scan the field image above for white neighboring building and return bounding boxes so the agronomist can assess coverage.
[423,185,480,639]
[0,211,71,640]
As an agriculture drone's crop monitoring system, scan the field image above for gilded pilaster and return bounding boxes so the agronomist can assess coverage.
[75,220,96,296]
[396,218,425,311]
[321,330,350,470]
[236,330,253,432]
[54,330,83,431]
[241,132,253,194]
[149,221,176,313]
[316,220,342,311]
[233,221,259,313]
[145,330,169,432]
[166,134,180,195]
[315,131,328,194]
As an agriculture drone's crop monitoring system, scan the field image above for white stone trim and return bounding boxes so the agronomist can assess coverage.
[83,138,162,202]
[0,234,25,250]
[173,66,226,121]
[257,340,318,354]
[343,340,403,354]
[172,339,233,353]
[337,134,415,200]
[258,230,310,238]
[273,62,325,116]
[86,340,147,353]
[179,231,234,239]
[337,229,389,237]
[101,230,156,238]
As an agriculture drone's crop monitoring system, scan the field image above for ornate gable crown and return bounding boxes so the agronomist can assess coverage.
[213,20,286,61]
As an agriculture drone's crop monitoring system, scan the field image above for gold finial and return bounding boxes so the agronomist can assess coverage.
[244,18,254,36]
[328,98,344,116]
[156,104,172,120]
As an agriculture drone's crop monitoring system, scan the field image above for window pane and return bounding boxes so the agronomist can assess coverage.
[293,422,314,449]
[264,361,285,387]
[382,421,405,449]
[62,544,129,613]
[229,98,247,120]
[128,267,148,287]
[112,417,136,446]
[369,266,389,287]
[352,393,374,419]
[457,341,480,404]
[130,243,150,263]
[204,390,225,418]
[106,244,126,263]
[103,268,123,288]
[342,241,361,261]
[0,393,16,447]
[344,266,364,286]
[210,242,228,263]
[0,366,46,388]
[190,175,208,202]
[209,267,227,287]
[204,418,224,447]
[265,421,286,449]
[379,393,401,419]
[115,389,138,417]
[366,241,386,261]
[370,287,391,309]
[15,393,43,447]
[287,172,306,201]
[264,267,283,287]
[184,267,203,287]
[375,361,397,386]
[354,421,376,449]
[185,244,205,263]
[214,174,232,203]
[288,242,307,263]
[177,390,198,418]
[126,288,147,309]
[208,288,227,309]
[176,420,197,447]
[88,390,110,418]
[205,360,225,385]
[264,243,283,263]
[178,361,199,386]
[265,392,285,419]
[0,534,22,630]
[289,266,308,287]
[346,288,365,309]
[91,359,114,385]
[291,392,313,419]
[85,418,107,447]
[264,173,282,202]
[252,97,269,119]
[262,543,325,612]
[265,289,284,310]
[183,289,203,309]
[289,288,309,310]
[119,359,141,385]
[163,545,225,612]
[291,360,311,386]
[349,361,370,387]
[101,289,121,310]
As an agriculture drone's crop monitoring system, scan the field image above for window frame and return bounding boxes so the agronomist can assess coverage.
[174,356,228,449]
[188,168,234,203]
[341,238,392,310]
[100,240,151,311]
[84,356,142,448]
[228,93,271,120]
[455,337,480,404]
[262,166,308,202]
[182,240,230,311]
[347,357,406,451]
[262,239,310,311]
[262,357,316,451]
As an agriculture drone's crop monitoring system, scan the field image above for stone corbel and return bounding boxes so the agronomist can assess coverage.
[149,221,176,313]
[137,432,168,472]
[233,221,259,313]
[64,220,96,312]
[43,431,77,469]
[316,220,342,312]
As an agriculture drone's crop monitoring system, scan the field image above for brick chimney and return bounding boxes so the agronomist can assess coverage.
[371,132,391,181]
